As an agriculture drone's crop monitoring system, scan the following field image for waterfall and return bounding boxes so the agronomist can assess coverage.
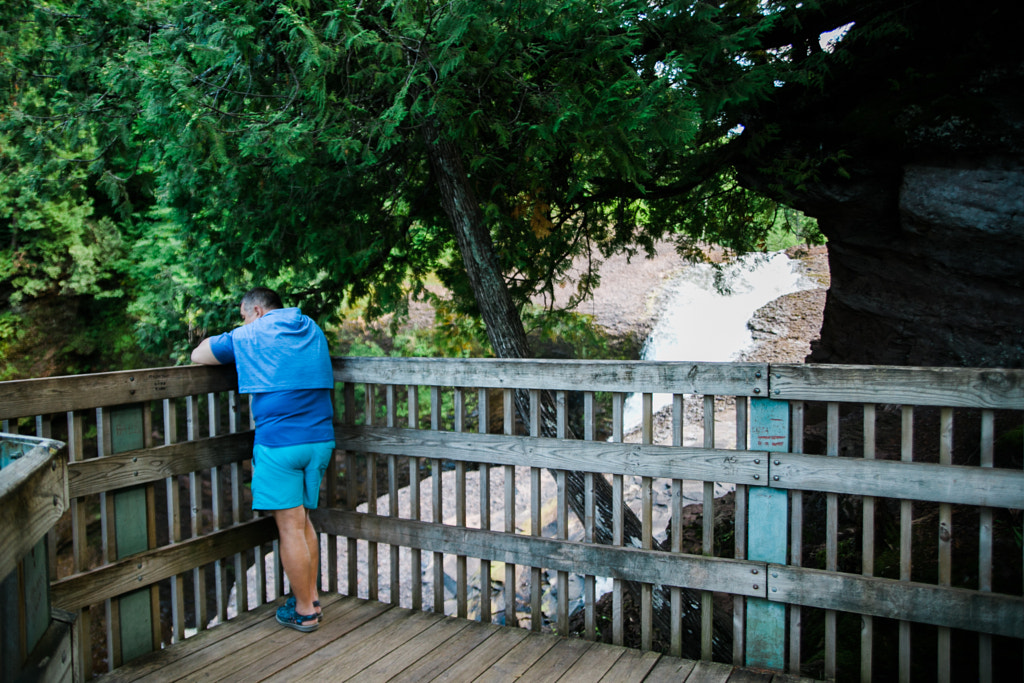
[622,251,815,431]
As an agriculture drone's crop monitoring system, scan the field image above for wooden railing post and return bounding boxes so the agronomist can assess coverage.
[746,397,789,670]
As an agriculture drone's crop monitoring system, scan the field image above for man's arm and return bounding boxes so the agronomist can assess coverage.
[191,339,223,365]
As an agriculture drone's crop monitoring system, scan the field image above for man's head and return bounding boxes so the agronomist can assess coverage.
[240,287,283,325]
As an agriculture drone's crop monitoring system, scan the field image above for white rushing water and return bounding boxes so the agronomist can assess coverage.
[622,251,815,430]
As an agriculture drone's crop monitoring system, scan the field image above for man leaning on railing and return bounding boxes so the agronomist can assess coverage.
[190,287,334,633]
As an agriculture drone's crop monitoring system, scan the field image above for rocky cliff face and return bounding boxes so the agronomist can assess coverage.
[810,163,1024,368]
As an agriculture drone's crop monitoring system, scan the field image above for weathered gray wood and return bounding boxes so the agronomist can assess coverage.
[824,402,839,681]
[0,365,239,419]
[861,403,876,683]
[788,400,804,678]
[898,405,913,682]
[102,594,352,683]
[388,617,502,681]
[722,668,774,682]
[937,407,953,683]
[597,647,662,682]
[220,600,405,683]
[281,609,442,682]
[556,640,625,680]
[769,565,1024,638]
[475,629,561,682]
[770,363,1024,409]
[644,655,702,681]
[50,517,276,612]
[101,596,794,683]
[520,635,594,682]
[431,622,530,681]
[313,509,767,597]
[67,431,252,498]
[334,356,769,396]
[339,613,473,681]
[702,394,715,661]
[0,440,67,583]
[978,409,995,683]
[769,452,1024,509]
[336,425,768,485]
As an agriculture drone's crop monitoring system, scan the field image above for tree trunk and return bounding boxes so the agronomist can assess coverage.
[424,123,731,660]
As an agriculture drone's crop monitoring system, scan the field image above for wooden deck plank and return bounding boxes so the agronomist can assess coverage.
[390,621,507,682]
[265,606,443,681]
[99,598,822,683]
[598,648,663,682]
[725,668,776,682]
[107,594,349,683]
[345,614,474,681]
[473,630,562,682]
[519,635,595,682]
[213,597,393,683]
[673,659,731,683]
[430,622,531,681]
[555,640,627,681]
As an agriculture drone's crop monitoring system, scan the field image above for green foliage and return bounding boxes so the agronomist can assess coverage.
[3,0,986,376]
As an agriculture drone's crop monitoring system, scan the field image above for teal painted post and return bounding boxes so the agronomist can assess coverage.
[109,405,154,663]
[746,397,789,670]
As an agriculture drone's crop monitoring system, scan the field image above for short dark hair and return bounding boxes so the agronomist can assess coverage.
[240,287,283,312]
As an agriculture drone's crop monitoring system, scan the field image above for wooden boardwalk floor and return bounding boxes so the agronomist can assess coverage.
[100,593,818,682]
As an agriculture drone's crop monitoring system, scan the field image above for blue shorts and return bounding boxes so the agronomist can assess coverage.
[251,441,335,511]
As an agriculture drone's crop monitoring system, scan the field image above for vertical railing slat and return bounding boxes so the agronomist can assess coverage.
[409,385,422,611]
[789,400,805,675]
[978,409,994,683]
[228,390,249,614]
[555,390,569,637]
[612,392,624,647]
[209,393,228,624]
[97,407,121,670]
[478,388,491,623]
[163,399,185,642]
[701,394,715,661]
[366,387,378,602]
[937,407,953,683]
[185,395,207,633]
[66,409,93,679]
[386,385,400,606]
[430,386,443,614]
[583,391,597,642]
[825,402,840,680]
[670,393,684,658]
[862,404,876,683]
[529,389,542,632]
[454,388,468,619]
[503,388,516,628]
[899,406,914,683]
[640,392,653,651]
[345,383,358,598]
[325,387,339,596]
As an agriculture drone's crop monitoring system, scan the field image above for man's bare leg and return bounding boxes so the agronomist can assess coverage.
[304,512,321,615]
[273,505,319,615]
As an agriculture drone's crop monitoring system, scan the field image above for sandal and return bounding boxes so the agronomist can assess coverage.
[285,596,323,622]
[276,602,319,632]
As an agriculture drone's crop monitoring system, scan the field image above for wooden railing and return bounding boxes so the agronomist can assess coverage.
[1,359,1022,682]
